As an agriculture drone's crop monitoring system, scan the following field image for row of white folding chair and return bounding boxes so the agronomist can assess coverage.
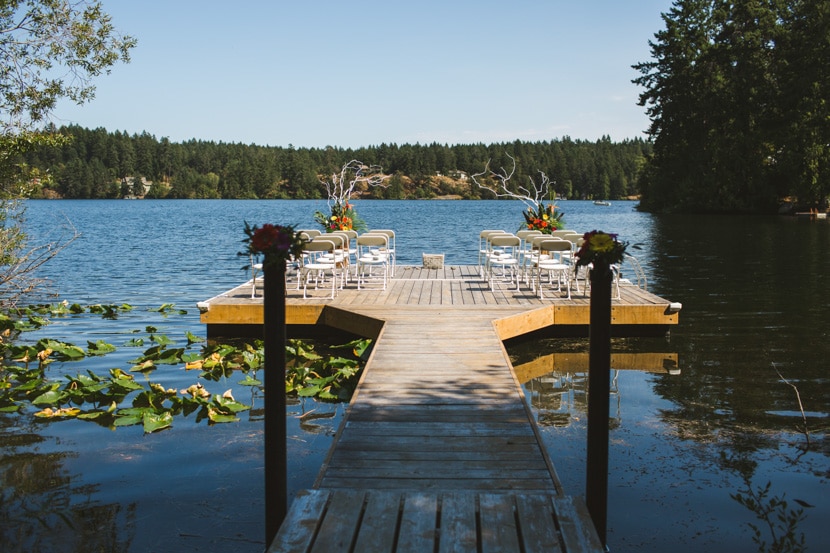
[483,233,522,290]
[478,229,510,277]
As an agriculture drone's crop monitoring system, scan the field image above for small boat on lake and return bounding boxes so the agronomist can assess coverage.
[593,200,611,206]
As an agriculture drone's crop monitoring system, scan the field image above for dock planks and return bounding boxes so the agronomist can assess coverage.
[198,266,677,552]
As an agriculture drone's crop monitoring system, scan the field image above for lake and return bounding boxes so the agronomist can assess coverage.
[2,199,828,552]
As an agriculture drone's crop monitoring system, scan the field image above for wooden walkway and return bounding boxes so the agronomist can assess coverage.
[198,266,680,552]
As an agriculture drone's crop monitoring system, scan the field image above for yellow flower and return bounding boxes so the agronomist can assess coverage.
[590,233,615,253]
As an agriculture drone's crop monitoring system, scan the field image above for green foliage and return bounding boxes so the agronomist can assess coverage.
[0,1,136,133]
[0,303,370,432]
[634,0,830,213]
[285,338,370,401]
[19,125,652,201]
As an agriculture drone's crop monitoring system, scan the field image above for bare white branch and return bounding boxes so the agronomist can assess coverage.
[471,153,554,209]
[320,159,389,207]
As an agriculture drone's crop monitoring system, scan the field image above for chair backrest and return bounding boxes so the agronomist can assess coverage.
[551,229,573,237]
[538,238,572,261]
[480,229,507,250]
[326,231,350,249]
[517,229,543,251]
[488,234,521,248]
[303,238,336,253]
[517,229,542,241]
[367,229,395,249]
[298,229,321,239]
[319,233,346,249]
[357,234,388,248]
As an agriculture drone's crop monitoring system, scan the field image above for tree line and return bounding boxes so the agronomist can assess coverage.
[18,124,652,201]
[634,0,829,213]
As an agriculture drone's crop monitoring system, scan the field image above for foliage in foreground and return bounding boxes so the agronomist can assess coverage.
[0,303,370,433]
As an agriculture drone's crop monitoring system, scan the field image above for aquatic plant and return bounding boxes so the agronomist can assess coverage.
[0,302,370,432]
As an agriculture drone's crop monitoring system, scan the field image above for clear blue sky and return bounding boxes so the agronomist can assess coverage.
[54,0,673,148]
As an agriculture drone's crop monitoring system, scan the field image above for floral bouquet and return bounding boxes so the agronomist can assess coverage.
[574,230,627,269]
[313,200,366,232]
[241,221,306,268]
[522,201,565,234]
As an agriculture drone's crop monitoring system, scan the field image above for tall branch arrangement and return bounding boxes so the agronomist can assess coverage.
[472,154,565,233]
[314,160,388,232]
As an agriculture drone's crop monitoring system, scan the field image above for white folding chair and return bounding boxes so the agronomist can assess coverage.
[298,239,342,299]
[364,230,396,276]
[534,239,573,299]
[485,234,521,291]
[356,233,390,290]
[478,230,506,277]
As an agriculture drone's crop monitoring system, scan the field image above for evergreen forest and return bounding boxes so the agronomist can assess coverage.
[19,125,651,201]
[633,0,830,213]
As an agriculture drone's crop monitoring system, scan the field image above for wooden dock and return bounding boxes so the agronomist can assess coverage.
[198,265,680,552]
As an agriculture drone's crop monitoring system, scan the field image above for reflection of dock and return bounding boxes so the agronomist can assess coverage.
[514,352,680,384]
[198,266,680,552]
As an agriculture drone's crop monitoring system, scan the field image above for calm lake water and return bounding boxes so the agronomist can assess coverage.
[3,199,828,552]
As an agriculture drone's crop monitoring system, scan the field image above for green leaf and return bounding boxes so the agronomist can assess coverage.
[207,408,239,423]
[213,394,250,413]
[87,340,117,356]
[185,331,204,344]
[297,385,320,397]
[31,389,64,405]
[238,375,261,386]
[155,347,185,365]
[149,334,174,346]
[143,411,173,433]
[129,360,155,373]
[112,414,143,427]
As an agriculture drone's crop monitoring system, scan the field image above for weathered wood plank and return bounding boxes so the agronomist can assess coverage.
[516,493,564,553]
[479,493,521,552]
[438,493,478,553]
[351,491,400,553]
[553,495,606,553]
[320,477,555,491]
[308,489,364,553]
[396,493,438,553]
[267,489,328,553]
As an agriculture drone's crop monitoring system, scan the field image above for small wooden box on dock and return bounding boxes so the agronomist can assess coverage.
[422,253,444,269]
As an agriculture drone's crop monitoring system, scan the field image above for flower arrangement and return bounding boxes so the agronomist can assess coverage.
[574,230,628,268]
[313,200,366,232]
[523,201,565,234]
[241,221,305,268]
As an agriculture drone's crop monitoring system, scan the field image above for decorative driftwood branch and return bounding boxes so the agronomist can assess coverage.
[471,153,554,209]
[321,160,388,207]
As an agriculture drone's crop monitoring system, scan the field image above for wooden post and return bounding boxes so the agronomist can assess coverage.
[263,259,287,546]
[586,260,612,547]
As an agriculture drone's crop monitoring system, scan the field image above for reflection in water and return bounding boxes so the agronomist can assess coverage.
[0,420,135,553]
[510,216,830,552]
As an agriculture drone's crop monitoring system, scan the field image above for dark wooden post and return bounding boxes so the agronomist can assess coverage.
[263,258,287,546]
[586,260,612,547]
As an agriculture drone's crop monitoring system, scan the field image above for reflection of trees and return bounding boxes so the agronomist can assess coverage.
[0,420,135,553]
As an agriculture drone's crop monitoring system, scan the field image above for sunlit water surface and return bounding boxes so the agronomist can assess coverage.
[1,199,827,552]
